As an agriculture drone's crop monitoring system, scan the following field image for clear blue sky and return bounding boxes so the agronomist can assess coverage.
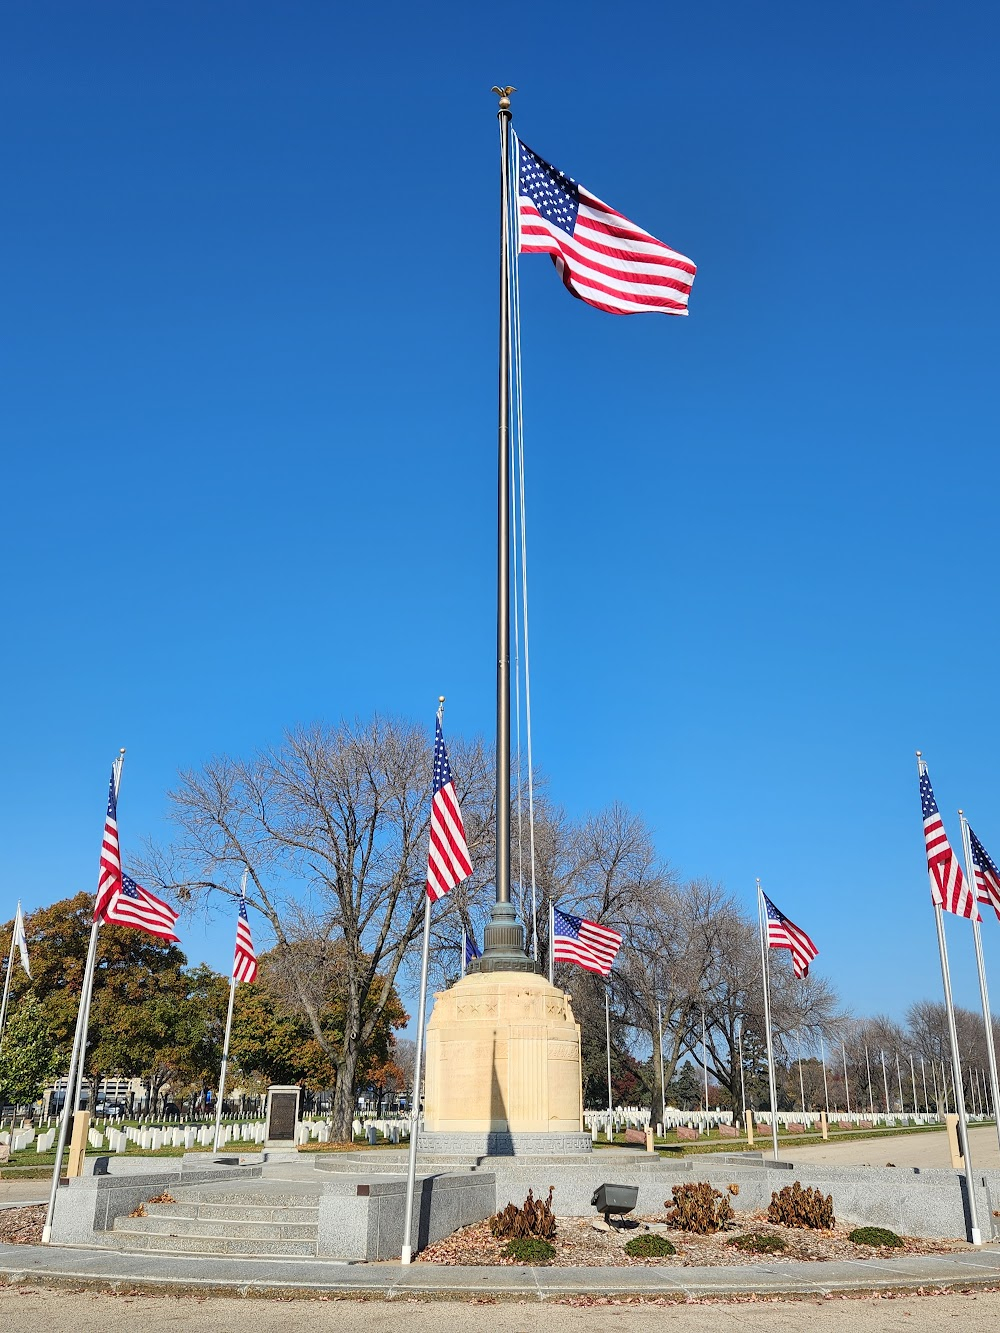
[3,1,999,1027]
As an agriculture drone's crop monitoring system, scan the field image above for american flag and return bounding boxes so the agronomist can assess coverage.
[101,873,180,942]
[762,893,818,979]
[233,888,258,983]
[968,825,1000,923]
[919,763,978,919]
[94,769,122,921]
[517,139,696,316]
[552,906,622,976]
[426,713,472,902]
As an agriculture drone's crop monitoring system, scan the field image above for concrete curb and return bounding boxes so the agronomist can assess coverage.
[2,1242,1000,1301]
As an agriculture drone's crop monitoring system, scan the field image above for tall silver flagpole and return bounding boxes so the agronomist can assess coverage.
[865,1045,875,1117]
[880,1049,891,1114]
[658,1001,667,1125]
[702,1006,709,1112]
[797,1035,806,1112]
[910,1054,918,1116]
[895,1052,905,1114]
[213,869,247,1153]
[548,899,554,985]
[43,748,126,1245]
[819,1033,830,1114]
[737,1020,748,1126]
[71,748,127,1117]
[917,752,981,1243]
[959,810,1000,1155]
[605,989,613,1126]
[842,1040,851,1115]
[920,1055,929,1113]
[401,698,446,1266]
[461,925,467,979]
[757,880,780,1161]
[0,907,18,1054]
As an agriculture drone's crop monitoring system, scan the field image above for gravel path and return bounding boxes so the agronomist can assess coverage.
[2,1286,1000,1332]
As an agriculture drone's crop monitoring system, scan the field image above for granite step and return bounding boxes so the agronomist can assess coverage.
[114,1213,318,1240]
[108,1229,317,1258]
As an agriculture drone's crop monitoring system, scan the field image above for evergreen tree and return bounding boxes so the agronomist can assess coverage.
[0,994,61,1109]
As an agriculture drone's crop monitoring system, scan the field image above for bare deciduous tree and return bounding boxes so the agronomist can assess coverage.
[143,716,495,1140]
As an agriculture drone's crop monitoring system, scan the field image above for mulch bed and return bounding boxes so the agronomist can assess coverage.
[416,1213,963,1267]
[0,1207,46,1246]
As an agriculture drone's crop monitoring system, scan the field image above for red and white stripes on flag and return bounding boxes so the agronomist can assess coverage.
[101,873,180,942]
[919,762,978,920]
[233,891,258,983]
[426,714,472,902]
[552,906,623,976]
[762,893,818,979]
[517,139,696,317]
[94,769,122,921]
[968,824,1000,923]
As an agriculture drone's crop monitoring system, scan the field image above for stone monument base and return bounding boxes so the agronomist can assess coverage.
[419,1129,593,1156]
[423,971,584,1139]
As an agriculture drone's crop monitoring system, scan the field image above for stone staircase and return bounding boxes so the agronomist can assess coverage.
[111,1185,321,1257]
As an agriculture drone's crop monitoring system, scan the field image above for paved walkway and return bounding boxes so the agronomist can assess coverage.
[2,1239,1000,1300]
[770,1124,1000,1169]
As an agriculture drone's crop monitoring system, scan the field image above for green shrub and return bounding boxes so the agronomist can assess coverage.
[730,1233,787,1254]
[491,1187,556,1241]
[624,1233,677,1258]
[664,1182,735,1234]
[767,1181,835,1229]
[848,1226,904,1248]
[504,1237,556,1264]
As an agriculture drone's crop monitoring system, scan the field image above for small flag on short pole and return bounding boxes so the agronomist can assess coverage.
[517,138,696,317]
[761,893,818,979]
[552,906,622,976]
[919,764,978,920]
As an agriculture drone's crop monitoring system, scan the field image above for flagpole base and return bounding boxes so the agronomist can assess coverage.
[467,900,541,975]
[400,1244,413,1265]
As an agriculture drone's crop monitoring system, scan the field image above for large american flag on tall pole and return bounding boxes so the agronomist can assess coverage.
[919,759,978,920]
[968,824,1000,923]
[517,139,696,316]
[762,893,818,979]
[552,906,622,976]
[426,709,472,902]
[101,873,180,942]
[233,881,258,983]
[94,769,122,921]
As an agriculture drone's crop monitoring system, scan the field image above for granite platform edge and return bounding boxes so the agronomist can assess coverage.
[1,1242,1000,1301]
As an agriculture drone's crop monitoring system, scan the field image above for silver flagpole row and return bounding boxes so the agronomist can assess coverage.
[756,879,780,1161]
[917,753,981,1243]
[959,810,1000,1156]
[43,748,126,1245]
[213,868,248,1153]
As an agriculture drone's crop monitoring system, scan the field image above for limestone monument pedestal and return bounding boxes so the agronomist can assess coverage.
[422,969,591,1156]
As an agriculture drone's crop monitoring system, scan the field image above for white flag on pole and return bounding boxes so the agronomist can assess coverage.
[12,903,30,977]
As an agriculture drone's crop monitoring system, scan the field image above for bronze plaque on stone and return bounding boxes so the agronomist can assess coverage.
[267,1090,298,1142]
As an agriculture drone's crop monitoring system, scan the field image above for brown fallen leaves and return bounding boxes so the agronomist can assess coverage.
[0,1206,45,1246]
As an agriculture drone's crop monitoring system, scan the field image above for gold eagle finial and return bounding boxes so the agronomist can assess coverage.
[491,86,517,111]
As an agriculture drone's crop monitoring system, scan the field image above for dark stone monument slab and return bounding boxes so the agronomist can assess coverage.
[265,1084,301,1147]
